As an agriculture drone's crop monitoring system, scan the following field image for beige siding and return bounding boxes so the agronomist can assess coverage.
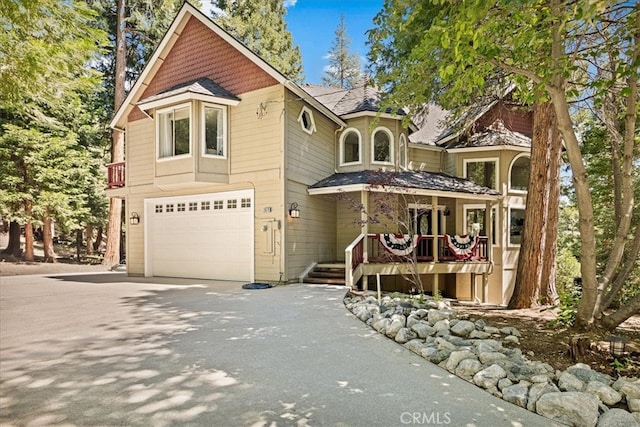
[407,146,442,172]
[126,119,155,187]
[336,196,364,260]
[284,92,339,278]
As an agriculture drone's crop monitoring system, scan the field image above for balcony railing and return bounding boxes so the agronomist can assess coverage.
[107,162,125,188]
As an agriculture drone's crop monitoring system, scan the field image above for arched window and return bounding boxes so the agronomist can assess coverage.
[372,127,394,165]
[509,154,530,192]
[340,128,361,165]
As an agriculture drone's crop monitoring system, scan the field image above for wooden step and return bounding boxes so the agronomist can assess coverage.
[308,270,344,279]
[304,276,346,285]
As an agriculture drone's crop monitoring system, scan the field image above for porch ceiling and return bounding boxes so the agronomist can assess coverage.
[308,170,502,201]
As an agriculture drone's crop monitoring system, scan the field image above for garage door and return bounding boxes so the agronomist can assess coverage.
[144,190,254,281]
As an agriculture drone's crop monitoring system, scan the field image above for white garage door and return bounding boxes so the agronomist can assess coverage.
[144,190,254,281]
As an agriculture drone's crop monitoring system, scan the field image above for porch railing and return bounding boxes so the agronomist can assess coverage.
[107,162,125,188]
[345,233,366,288]
[367,234,489,262]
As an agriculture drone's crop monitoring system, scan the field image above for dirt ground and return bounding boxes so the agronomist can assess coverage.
[454,303,640,377]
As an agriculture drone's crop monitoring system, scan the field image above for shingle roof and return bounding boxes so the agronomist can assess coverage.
[302,84,405,117]
[408,104,452,146]
[309,170,501,197]
[138,77,240,105]
[440,120,531,150]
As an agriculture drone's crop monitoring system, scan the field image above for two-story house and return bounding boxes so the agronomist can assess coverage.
[108,3,531,305]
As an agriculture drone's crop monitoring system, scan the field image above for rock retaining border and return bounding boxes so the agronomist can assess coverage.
[345,293,640,427]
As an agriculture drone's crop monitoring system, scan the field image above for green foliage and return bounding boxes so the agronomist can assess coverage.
[213,0,304,82]
[321,14,363,89]
[553,248,582,327]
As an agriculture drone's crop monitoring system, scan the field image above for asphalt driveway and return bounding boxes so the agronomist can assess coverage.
[0,273,551,426]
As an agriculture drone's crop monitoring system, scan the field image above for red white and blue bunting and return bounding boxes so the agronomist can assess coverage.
[379,234,420,256]
[445,234,480,260]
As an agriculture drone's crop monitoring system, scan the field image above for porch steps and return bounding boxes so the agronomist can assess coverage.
[304,263,346,286]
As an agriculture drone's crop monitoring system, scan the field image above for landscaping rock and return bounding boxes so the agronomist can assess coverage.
[618,381,640,400]
[484,326,500,335]
[596,408,640,427]
[421,348,450,364]
[427,309,455,324]
[536,392,599,427]
[433,319,450,332]
[527,382,559,412]
[559,371,585,392]
[503,382,530,408]
[473,364,507,389]
[386,318,405,338]
[445,350,477,373]
[406,315,420,328]
[628,398,640,413]
[469,330,491,339]
[434,337,457,351]
[566,363,613,386]
[500,326,522,337]
[395,327,417,344]
[497,378,514,391]
[455,358,482,380]
[479,351,507,365]
[404,339,425,354]
[504,335,520,345]
[450,320,475,337]
[372,318,390,334]
[474,319,486,329]
[586,381,622,406]
[411,322,436,338]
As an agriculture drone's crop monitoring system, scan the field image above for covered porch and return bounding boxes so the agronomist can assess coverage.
[308,170,502,303]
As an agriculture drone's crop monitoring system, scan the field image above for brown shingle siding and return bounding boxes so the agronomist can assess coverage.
[128,15,278,122]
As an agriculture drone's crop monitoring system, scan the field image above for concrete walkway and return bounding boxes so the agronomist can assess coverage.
[0,273,552,426]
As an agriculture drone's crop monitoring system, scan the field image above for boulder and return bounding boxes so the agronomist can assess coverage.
[445,350,477,373]
[385,318,405,338]
[559,371,585,392]
[536,392,599,427]
[403,339,425,354]
[411,322,436,339]
[527,382,560,412]
[473,364,507,389]
[433,319,450,332]
[372,318,390,334]
[628,398,640,413]
[427,309,455,325]
[503,382,530,408]
[500,326,522,337]
[450,320,475,337]
[455,359,482,380]
[469,330,491,339]
[497,378,514,391]
[395,327,417,344]
[484,326,500,335]
[434,337,458,352]
[478,351,507,365]
[596,408,640,427]
[586,381,622,406]
[566,363,613,386]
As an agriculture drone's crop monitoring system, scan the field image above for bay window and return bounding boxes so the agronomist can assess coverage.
[157,104,191,159]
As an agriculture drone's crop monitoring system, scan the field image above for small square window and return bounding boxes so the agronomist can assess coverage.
[213,200,224,210]
[189,202,197,211]
[155,204,163,213]
[241,198,251,208]
[166,204,174,212]
[227,199,237,209]
[201,201,211,210]
[177,203,186,212]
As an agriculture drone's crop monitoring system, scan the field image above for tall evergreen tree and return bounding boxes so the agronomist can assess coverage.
[0,0,107,261]
[90,0,184,266]
[212,0,304,82]
[322,13,362,89]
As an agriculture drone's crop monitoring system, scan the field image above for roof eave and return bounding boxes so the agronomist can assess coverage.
[308,183,502,202]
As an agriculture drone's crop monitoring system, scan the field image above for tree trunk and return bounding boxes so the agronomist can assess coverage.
[24,201,34,262]
[508,101,561,308]
[103,0,126,268]
[42,214,56,263]
[94,226,103,253]
[2,221,22,257]
[86,224,94,255]
[76,229,82,264]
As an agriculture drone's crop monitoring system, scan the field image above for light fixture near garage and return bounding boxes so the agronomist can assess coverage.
[129,212,140,225]
[288,202,300,218]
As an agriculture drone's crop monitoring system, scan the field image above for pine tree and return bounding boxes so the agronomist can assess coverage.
[212,0,304,82]
[322,14,362,89]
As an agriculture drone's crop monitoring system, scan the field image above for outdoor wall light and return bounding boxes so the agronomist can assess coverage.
[608,335,627,358]
[289,202,300,218]
[443,207,451,217]
[129,212,140,225]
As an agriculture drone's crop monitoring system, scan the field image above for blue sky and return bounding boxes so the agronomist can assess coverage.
[201,0,384,85]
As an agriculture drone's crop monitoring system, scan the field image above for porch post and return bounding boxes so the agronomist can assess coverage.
[485,200,493,262]
[431,196,439,296]
[362,190,369,290]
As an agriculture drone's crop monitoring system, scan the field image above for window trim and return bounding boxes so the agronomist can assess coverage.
[462,157,500,191]
[201,103,228,159]
[339,127,362,166]
[156,102,192,161]
[398,134,407,170]
[508,153,530,194]
[297,106,316,135]
[463,204,498,246]
[407,203,447,236]
[508,206,526,247]
[371,126,394,166]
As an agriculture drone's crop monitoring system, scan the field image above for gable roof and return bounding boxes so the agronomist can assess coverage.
[110,2,345,129]
[440,120,531,150]
[308,170,502,201]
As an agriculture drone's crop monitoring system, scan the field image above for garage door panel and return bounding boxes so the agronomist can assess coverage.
[145,191,253,281]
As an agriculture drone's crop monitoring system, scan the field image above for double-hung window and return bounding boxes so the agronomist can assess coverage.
[157,104,191,159]
[202,104,226,157]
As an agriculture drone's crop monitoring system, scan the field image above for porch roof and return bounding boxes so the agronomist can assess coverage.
[137,78,241,110]
[308,170,502,201]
